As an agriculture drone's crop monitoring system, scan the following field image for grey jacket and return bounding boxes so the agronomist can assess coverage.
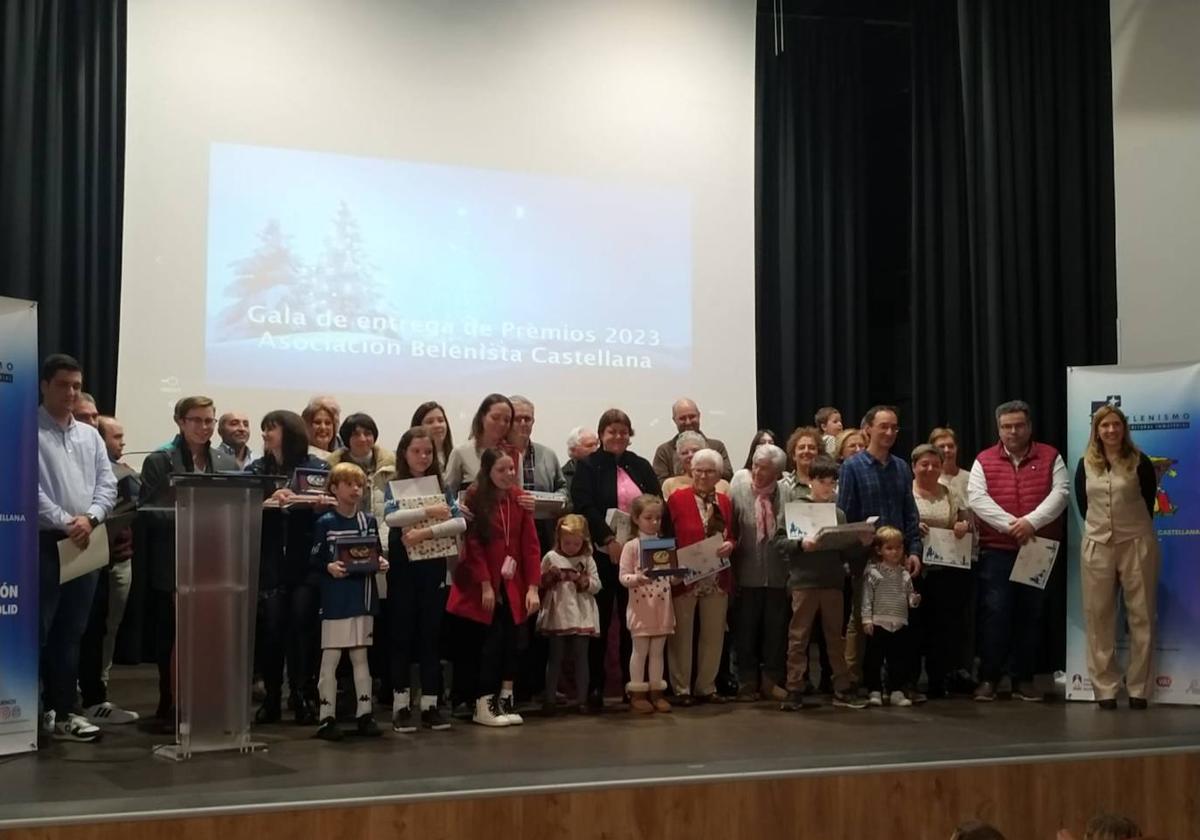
[729,479,788,588]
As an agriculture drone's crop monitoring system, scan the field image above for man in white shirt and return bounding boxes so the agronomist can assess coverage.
[967,400,1069,702]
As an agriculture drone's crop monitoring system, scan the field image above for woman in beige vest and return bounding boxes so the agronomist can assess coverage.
[1073,405,1159,710]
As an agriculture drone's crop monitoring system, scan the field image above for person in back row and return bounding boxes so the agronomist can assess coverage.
[968,400,1068,702]
[651,398,733,482]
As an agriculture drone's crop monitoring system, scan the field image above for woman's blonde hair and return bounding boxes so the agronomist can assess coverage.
[554,514,593,557]
[1084,404,1139,472]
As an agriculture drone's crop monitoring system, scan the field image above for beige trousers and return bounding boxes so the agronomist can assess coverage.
[1081,535,1159,700]
[787,588,849,693]
[668,589,728,697]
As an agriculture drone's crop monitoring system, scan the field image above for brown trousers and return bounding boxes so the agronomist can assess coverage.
[786,588,849,693]
[1081,535,1159,700]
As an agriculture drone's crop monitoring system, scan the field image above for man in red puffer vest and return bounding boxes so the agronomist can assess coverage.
[967,400,1069,703]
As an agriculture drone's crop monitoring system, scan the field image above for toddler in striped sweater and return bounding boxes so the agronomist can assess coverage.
[861,526,920,707]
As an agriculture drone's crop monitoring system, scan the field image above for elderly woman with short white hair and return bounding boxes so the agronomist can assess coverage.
[662,431,730,499]
[665,448,735,705]
[728,443,790,701]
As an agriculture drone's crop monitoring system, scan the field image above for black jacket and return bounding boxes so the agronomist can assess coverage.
[569,448,660,551]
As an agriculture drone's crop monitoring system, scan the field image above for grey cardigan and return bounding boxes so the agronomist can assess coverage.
[729,479,788,588]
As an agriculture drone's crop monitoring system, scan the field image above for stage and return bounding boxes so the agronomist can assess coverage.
[0,667,1198,839]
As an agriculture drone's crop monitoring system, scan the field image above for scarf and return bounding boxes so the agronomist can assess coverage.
[752,482,776,544]
[698,490,726,539]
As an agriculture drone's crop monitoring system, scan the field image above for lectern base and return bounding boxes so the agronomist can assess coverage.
[153,740,268,762]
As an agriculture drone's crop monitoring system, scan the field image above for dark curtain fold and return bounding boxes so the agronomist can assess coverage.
[0,0,127,413]
[755,12,870,435]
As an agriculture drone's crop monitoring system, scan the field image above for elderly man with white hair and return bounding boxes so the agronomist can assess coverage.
[728,443,790,701]
[664,448,736,705]
[652,398,733,483]
[562,425,599,492]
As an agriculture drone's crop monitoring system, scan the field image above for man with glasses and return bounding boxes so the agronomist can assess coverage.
[139,395,236,725]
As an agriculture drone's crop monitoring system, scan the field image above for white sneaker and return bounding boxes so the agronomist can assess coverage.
[42,710,57,734]
[889,690,912,707]
[472,695,509,728]
[84,702,140,725]
[499,694,524,726]
[867,691,883,707]
[54,713,101,742]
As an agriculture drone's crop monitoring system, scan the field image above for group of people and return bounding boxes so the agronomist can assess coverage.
[35,352,1162,743]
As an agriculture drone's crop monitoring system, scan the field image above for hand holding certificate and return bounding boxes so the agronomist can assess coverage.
[59,524,110,583]
[676,534,729,584]
[1010,536,1060,589]
[527,491,567,520]
[605,508,633,543]
[922,527,971,569]
[784,502,838,541]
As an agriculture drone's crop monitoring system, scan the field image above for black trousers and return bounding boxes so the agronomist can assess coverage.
[863,625,913,693]
[733,587,790,690]
[478,607,521,697]
[590,553,631,697]
[78,564,112,708]
[258,581,320,701]
[388,558,447,697]
[914,569,973,693]
[151,590,175,714]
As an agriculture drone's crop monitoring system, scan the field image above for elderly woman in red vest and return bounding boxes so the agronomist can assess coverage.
[665,448,735,705]
[967,400,1070,702]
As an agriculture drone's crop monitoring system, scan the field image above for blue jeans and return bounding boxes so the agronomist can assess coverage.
[976,548,1047,684]
[40,532,101,716]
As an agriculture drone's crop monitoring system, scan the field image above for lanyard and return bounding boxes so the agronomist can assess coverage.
[499,497,512,550]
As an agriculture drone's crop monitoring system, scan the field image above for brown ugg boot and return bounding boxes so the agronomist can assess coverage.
[649,689,672,713]
[627,682,653,713]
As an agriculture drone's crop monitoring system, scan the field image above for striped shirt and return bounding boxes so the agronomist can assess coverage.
[861,563,915,632]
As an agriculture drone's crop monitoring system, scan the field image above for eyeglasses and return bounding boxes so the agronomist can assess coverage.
[513,415,535,424]
[183,416,216,427]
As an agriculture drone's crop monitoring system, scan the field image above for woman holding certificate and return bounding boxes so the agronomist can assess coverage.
[665,448,735,705]
[1074,405,1159,710]
[910,444,971,700]
[569,409,661,711]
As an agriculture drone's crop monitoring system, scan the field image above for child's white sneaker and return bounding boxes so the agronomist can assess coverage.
[473,695,509,727]
[867,691,883,707]
[889,690,912,707]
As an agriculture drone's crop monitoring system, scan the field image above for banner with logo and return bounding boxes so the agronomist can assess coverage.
[1066,362,1200,705]
[0,298,39,753]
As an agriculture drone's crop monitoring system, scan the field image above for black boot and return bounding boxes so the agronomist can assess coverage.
[255,694,282,724]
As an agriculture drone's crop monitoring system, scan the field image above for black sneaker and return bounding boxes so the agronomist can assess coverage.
[832,691,867,710]
[1098,698,1118,710]
[779,690,805,712]
[356,713,382,737]
[315,717,343,741]
[422,706,452,731]
[392,706,417,733]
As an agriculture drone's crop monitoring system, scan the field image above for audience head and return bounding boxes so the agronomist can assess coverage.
[395,426,441,484]
[670,398,701,433]
[338,412,379,461]
[1083,813,1140,840]
[302,396,341,452]
[674,430,708,476]
[750,443,787,488]
[39,353,84,418]
[910,443,943,485]
[994,399,1032,454]
[862,405,900,453]
[815,406,843,436]
[785,426,823,476]
[97,416,125,462]
[597,408,634,455]
[929,426,959,468]
[630,493,664,536]
[411,401,453,459]
[327,461,366,509]
[742,429,777,470]
[508,395,536,448]
[950,819,1005,840]
[260,409,309,471]
[554,513,592,558]
[469,393,514,447]
[873,525,905,566]
[834,428,866,462]
[73,392,99,427]
[807,454,839,502]
[174,396,216,449]
[1087,404,1137,469]
[690,448,722,494]
[218,412,251,450]
[566,426,600,461]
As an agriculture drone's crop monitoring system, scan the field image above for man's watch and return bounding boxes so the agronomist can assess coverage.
[87,515,100,529]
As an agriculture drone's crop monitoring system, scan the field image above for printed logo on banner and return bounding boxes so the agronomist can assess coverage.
[0,360,13,384]
[1093,393,1193,432]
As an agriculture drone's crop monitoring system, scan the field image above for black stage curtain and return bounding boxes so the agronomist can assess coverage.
[0,0,127,414]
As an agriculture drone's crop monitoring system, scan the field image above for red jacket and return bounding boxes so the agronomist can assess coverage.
[447,487,542,626]
[975,441,1065,550]
[666,487,734,595]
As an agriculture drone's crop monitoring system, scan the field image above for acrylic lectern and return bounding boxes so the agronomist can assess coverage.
[156,472,281,761]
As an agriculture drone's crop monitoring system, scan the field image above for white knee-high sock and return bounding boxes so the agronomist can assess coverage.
[648,636,667,688]
[393,689,411,713]
[629,636,651,688]
[349,647,373,717]
[318,648,341,718]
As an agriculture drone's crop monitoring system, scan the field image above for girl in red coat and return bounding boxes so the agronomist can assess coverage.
[446,448,542,727]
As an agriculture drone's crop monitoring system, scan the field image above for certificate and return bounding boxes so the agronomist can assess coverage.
[1010,536,1060,589]
[527,490,567,520]
[676,534,729,583]
[922,527,971,569]
[606,508,633,543]
[389,478,458,561]
[784,502,838,541]
[59,524,110,584]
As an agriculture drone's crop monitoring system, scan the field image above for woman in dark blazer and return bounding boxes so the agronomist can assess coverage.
[569,408,660,710]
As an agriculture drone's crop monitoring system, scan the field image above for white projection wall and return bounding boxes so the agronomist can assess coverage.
[118,0,756,463]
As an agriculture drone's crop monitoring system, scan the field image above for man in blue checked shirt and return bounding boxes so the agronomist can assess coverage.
[37,354,117,744]
[836,404,922,689]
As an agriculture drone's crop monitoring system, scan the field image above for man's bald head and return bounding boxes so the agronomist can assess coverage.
[671,398,701,433]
